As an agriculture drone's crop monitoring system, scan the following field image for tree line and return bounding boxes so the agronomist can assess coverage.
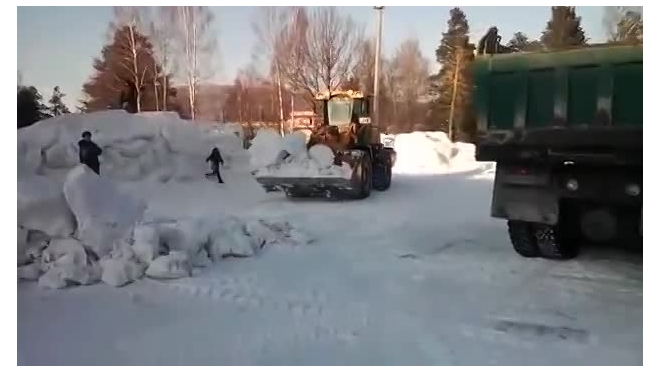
[17,84,70,128]
[427,5,641,141]
[80,6,217,119]
[228,6,642,141]
[19,6,642,138]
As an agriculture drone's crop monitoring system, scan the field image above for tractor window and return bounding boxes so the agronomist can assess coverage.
[352,98,369,117]
[327,97,354,127]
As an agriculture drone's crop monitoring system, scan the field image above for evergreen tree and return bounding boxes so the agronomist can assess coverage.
[81,25,175,113]
[48,86,71,116]
[540,6,588,49]
[429,7,475,141]
[507,32,543,52]
[435,7,470,66]
[18,86,50,128]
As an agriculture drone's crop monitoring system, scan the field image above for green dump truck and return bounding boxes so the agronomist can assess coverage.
[473,44,643,260]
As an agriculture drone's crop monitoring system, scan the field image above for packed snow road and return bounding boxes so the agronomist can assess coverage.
[17,166,642,365]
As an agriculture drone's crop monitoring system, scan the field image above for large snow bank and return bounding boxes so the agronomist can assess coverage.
[17,176,76,237]
[19,213,314,289]
[249,129,352,179]
[17,110,245,182]
[63,165,147,258]
[17,169,314,289]
[382,131,487,175]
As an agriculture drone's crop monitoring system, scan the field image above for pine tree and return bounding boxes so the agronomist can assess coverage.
[81,25,175,113]
[507,32,543,52]
[435,7,470,66]
[429,7,475,141]
[540,6,588,49]
[18,86,50,128]
[48,86,71,116]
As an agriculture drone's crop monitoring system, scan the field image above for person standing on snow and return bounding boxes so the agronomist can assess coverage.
[205,147,225,184]
[78,131,103,175]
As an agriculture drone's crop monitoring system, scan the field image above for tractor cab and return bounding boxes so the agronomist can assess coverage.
[312,90,380,148]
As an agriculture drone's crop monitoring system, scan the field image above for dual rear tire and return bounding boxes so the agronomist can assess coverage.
[507,220,579,260]
[508,204,642,260]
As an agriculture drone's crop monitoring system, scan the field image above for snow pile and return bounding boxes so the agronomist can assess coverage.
[138,215,314,264]
[382,131,487,175]
[17,166,315,289]
[63,165,147,258]
[17,166,147,288]
[249,129,353,179]
[145,251,192,279]
[17,110,245,182]
[18,176,76,238]
[37,238,101,289]
[100,256,145,287]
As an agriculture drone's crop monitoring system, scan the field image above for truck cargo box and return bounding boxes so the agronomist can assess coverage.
[473,44,642,165]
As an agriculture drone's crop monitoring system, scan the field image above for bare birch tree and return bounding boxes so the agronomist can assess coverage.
[252,7,292,134]
[603,6,643,43]
[172,6,218,120]
[277,7,363,107]
[351,39,376,94]
[391,38,430,130]
[603,6,643,42]
[144,7,176,111]
[112,6,150,112]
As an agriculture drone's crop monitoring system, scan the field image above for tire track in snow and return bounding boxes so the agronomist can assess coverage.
[142,276,361,345]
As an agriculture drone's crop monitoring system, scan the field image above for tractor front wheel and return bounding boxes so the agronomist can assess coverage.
[372,161,392,191]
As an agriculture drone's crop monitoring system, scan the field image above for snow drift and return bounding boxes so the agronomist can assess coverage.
[249,129,353,179]
[17,111,317,290]
[63,164,147,258]
[248,128,490,179]
[18,176,76,238]
[17,166,314,289]
[19,212,314,289]
[382,131,490,175]
[17,110,245,182]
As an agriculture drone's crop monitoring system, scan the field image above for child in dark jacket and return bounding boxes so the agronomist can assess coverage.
[78,131,103,175]
[205,147,225,184]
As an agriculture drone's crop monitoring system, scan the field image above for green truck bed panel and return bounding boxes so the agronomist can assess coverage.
[473,44,643,133]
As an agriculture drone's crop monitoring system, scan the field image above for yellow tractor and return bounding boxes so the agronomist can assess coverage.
[254,89,396,199]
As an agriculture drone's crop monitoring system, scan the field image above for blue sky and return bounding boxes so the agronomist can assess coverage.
[17,6,608,108]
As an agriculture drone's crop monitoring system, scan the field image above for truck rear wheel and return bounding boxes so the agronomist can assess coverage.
[534,223,579,260]
[507,221,540,258]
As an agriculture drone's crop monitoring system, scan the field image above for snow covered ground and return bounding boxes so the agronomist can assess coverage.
[17,116,641,365]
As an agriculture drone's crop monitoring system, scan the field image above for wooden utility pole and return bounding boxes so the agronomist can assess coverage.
[290,93,295,133]
[276,64,285,136]
[448,46,461,142]
[373,6,384,132]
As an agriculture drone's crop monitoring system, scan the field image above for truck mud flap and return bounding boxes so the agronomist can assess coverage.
[492,186,559,225]
[491,165,559,225]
